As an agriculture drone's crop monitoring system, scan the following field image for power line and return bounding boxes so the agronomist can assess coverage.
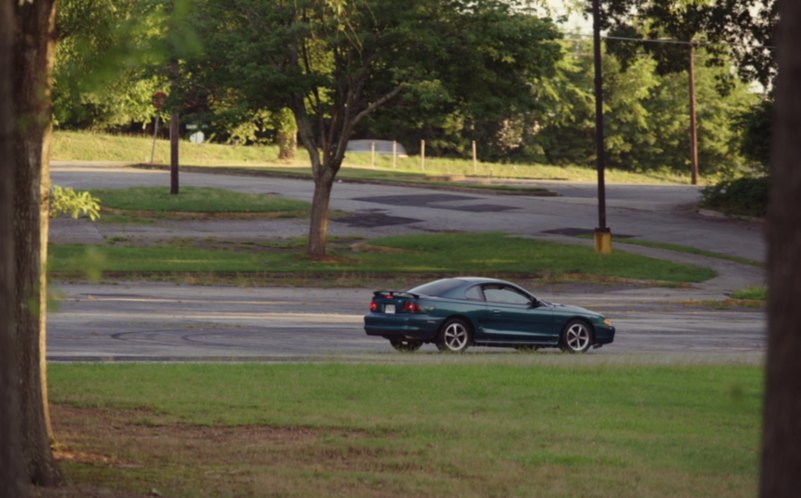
[563,32,776,50]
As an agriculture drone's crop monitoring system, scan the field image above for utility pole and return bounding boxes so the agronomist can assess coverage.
[592,0,611,254]
[688,43,699,185]
[603,34,703,185]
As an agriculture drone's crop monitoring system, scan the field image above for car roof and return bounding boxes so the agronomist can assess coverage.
[453,276,514,286]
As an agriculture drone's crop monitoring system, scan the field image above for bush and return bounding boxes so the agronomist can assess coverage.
[700,177,768,218]
[50,186,101,220]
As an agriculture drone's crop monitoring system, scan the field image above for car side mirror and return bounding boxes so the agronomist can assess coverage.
[529,299,540,308]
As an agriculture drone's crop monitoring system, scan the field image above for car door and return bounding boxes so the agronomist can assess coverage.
[480,284,555,344]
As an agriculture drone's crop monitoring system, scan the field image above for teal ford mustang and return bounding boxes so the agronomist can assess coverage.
[364,277,615,353]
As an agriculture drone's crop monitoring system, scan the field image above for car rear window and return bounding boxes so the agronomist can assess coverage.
[407,279,463,297]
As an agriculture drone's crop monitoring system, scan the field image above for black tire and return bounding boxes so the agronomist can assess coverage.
[436,318,471,353]
[390,340,423,352]
[560,319,593,353]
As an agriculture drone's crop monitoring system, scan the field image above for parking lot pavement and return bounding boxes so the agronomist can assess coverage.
[47,282,765,361]
[46,162,766,361]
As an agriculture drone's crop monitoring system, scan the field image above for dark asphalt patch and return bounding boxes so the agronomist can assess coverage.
[352,193,478,206]
[335,210,421,227]
[453,204,517,212]
[352,194,518,213]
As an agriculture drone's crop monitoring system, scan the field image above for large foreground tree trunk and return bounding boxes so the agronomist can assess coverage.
[1,2,28,495]
[12,0,63,487]
[760,2,801,496]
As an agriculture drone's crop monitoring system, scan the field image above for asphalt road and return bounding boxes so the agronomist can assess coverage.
[48,282,765,362]
[46,162,767,362]
[51,161,765,262]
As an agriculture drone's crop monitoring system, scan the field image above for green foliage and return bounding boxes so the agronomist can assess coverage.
[53,0,201,130]
[50,186,101,221]
[532,42,755,175]
[601,0,777,89]
[189,0,562,168]
[701,177,769,218]
[52,0,761,178]
[738,98,773,172]
[731,286,767,301]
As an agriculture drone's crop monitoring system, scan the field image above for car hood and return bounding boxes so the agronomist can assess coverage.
[549,303,600,317]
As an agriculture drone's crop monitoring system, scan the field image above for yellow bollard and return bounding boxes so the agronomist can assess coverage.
[593,228,612,254]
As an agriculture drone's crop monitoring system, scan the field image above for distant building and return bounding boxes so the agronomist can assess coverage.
[346,139,408,157]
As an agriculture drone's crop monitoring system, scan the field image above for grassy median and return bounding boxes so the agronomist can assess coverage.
[48,361,761,497]
[91,186,310,215]
[49,232,716,284]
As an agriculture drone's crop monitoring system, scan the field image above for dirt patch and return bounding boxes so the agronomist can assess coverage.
[42,404,420,497]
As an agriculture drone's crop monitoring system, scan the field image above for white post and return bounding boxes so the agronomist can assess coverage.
[371,141,375,168]
[150,114,160,163]
[392,140,397,169]
[420,139,426,171]
[472,140,477,173]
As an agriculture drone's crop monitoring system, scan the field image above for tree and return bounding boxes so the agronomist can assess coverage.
[194,0,560,257]
[354,5,562,162]
[529,39,754,175]
[739,98,772,173]
[760,1,801,496]
[601,0,778,89]
[53,0,167,129]
[1,0,27,495]
[12,0,64,487]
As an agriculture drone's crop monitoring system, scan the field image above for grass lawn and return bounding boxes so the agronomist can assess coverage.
[53,130,700,185]
[90,186,310,215]
[49,233,716,284]
[48,361,762,498]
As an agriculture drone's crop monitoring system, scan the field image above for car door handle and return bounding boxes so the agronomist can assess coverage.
[491,309,501,315]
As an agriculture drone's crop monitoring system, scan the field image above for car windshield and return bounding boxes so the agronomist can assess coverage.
[407,279,464,297]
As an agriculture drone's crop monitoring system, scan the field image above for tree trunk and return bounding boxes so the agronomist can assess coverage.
[12,0,63,487]
[277,108,298,161]
[308,171,335,259]
[760,1,801,496]
[1,2,28,495]
[277,129,297,161]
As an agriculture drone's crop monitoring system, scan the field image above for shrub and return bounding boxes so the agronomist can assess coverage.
[700,177,768,218]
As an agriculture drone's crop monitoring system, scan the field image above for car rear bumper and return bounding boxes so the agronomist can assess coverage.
[364,313,441,341]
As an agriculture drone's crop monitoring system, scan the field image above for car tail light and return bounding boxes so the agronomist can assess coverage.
[370,300,378,312]
[403,301,422,313]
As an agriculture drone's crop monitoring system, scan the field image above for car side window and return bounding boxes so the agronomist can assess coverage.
[464,285,484,301]
[483,285,530,306]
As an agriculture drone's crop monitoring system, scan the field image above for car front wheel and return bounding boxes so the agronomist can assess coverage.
[561,320,592,353]
[437,318,471,353]
[390,340,423,352]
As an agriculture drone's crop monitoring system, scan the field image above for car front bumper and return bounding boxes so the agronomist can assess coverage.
[593,324,616,346]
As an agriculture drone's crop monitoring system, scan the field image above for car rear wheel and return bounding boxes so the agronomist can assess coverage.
[390,339,423,352]
[437,318,471,353]
[560,320,592,353]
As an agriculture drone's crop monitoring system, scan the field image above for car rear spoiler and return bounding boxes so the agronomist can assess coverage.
[372,290,419,299]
